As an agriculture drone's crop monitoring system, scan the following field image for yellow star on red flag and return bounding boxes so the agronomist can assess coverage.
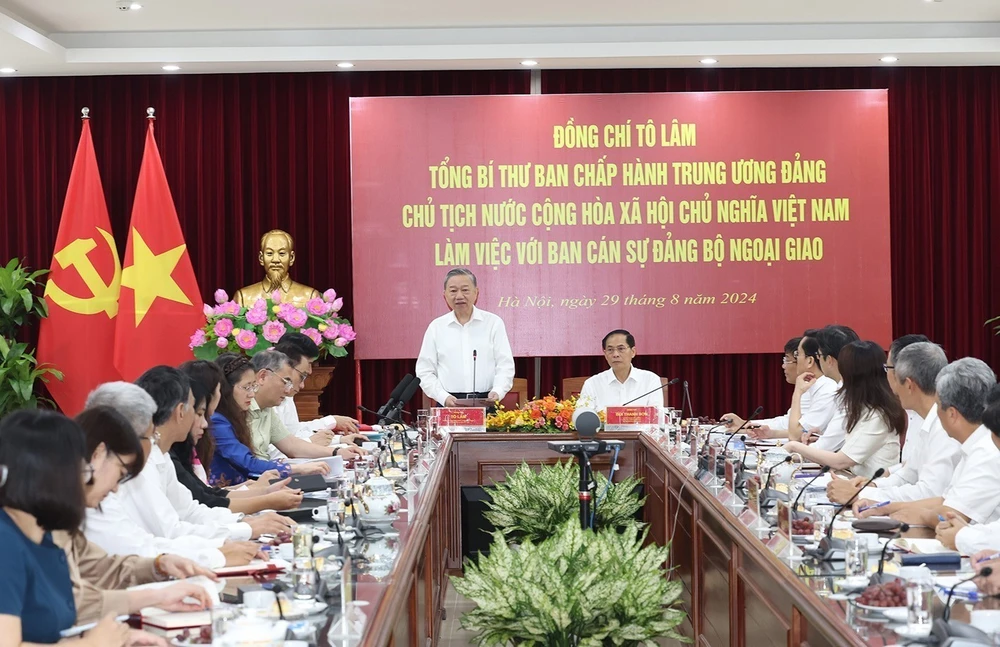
[120,228,192,326]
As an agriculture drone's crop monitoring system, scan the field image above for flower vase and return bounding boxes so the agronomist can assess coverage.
[293,365,335,421]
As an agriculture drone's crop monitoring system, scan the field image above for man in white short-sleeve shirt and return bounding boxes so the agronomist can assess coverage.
[416,268,515,407]
[829,341,960,504]
[854,358,1000,529]
[579,330,663,412]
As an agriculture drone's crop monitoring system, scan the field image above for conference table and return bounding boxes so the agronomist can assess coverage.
[221,429,994,647]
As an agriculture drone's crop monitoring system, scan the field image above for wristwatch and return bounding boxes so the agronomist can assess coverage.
[331,447,339,457]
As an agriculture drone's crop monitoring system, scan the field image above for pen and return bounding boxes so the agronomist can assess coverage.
[59,615,130,638]
[977,552,1000,564]
[858,501,890,513]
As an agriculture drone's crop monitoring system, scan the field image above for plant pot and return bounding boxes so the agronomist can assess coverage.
[293,365,335,421]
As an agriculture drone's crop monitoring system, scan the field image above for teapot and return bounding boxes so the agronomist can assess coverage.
[357,476,400,527]
[757,449,803,487]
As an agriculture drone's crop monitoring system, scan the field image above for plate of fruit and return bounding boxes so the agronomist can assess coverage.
[853,580,907,612]
[790,515,815,543]
[171,627,211,645]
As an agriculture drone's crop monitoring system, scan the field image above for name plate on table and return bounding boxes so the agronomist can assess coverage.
[776,499,791,539]
[433,407,486,433]
[724,458,737,489]
[745,475,762,515]
[605,406,658,432]
[708,444,719,476]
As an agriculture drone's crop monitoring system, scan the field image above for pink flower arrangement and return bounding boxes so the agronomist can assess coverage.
[191,285,355,361]
[235,329,258,350]
[214,319,234,338]
[262,320,286,343]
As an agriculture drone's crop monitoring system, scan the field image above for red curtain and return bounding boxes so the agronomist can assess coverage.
[2,67,998,419]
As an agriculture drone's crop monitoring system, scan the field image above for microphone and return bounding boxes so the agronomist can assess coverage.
[791,466,830,512]
[759,456,793,506]
[723,405,764,452]
[375,374,414,417]
[812,468,885,560]
[682,380,695,421]
[472,350,477,395]
[944,567,992,622]
[357,404,408,428]
[382,377,422,425]
[871,523,910,583]
[622,377,679,407]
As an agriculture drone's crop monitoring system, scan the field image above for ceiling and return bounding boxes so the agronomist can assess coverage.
[0,0,999,76]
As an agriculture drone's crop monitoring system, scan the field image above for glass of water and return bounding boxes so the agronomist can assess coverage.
[292,556,318,600]
[906,578,934,635]
[327,497,346,526]
[844,537,869,580]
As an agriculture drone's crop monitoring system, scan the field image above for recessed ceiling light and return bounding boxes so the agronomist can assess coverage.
[162,64,180,71]
[880,56,899,63]
[700,58,718,65]
[337,62,354,69]
[0,67,16,74]
[521,60,538,67]
[130,2,142,9]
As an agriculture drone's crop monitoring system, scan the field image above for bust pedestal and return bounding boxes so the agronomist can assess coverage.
[293,365,335,421]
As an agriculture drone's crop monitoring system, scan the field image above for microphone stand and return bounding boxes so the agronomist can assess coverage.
[621,377,679,407]
[790,466,830,512]
[809,468,885,561]
[472,350,477,396]
[932,567,994,644]
[682,380,695,421]
[759,456,793,507]
[870,523,909,584]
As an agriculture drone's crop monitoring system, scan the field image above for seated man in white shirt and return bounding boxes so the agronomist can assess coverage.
[84,374,281,568]
[268,333,367,460]
[722,336,801,433]
[855,358,1000,529]
[416,268,515,407]
[579,330,663,411]
[828,341,960,503]
[724,329,839,441]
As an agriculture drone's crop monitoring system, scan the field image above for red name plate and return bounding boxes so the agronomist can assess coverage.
[776,499,791,539]
[724,458,736,489]
[605,406,659,431]
[433,407,486,433]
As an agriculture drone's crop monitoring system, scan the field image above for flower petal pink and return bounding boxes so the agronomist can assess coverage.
[286,309,308,328]
[322,322,340,340]
[262,320,287,343]
[306,298,329,316]
[323,289,337,303]
[216,337,229,348]
[245,306,268,326]
[302,328,322,346]
[214,319,234,338]
[271,290,283,303]
[203,304,214,316]
[330,297,344,312]
[235,329,258,350]
[337,323,357,342]
[189,329,207,349]
[214,289,229,304]
[334,337,349,347]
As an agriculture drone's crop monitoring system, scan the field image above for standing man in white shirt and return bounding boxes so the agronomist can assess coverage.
[416,268,515,407]
[828,341,960,503]
[855,358,1000,528]
[578,330,663,411]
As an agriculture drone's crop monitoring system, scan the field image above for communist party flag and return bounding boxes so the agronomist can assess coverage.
[113,113,205,381]
[38,112,123,415]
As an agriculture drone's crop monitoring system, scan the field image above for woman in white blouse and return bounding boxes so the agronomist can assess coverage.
[783,341,907,478]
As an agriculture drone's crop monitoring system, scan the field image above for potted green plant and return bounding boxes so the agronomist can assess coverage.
[453,519,689,646]
[484,461,644,545]
[0,259,62,417]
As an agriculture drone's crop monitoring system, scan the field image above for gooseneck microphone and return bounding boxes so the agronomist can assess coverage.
[872,523,910,582]
[723,405,764,452]
[791,466,830,512]
[682,380,695,420]
[382,377,422,425]
[472,350,478,395]
[376,374,414,417]
[622,377,680,406]
[944,567,992,622]
[812,468,885,560]
[764,456,792,489]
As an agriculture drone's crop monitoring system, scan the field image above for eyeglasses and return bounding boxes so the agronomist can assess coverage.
[111,453,134,484]
[781,356,795,365]
[293,366,310,385]
[266,368,295,391]
[883,364,894,372]
[604,345,631,355]
[238,381,260,394]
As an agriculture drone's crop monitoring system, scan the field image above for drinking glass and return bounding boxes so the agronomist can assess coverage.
[355,459,371,483]
[844,537,869,580]
[327,497,346,526]
[906,578,934,635]
[416,409,429,432]
[292,556,318,600]
[292,525,312,559]
[210,604,244,645]
[812,506,835,540]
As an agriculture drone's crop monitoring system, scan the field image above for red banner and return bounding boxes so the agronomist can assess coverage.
[350,91,890,359]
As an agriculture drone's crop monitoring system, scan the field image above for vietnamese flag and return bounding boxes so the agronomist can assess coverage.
[114,113,205,381]
[38,113,123,415]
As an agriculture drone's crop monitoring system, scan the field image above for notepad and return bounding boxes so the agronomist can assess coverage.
[140,608,212,631]
[892,537,960,555]
[213,558,289,577]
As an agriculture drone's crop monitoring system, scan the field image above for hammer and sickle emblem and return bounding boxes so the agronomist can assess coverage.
[44,227,122,318]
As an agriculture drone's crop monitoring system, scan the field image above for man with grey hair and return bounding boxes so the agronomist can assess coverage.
[830,342,960,504]
[855,357,1000,528]
[82,381,261,569]
[416,267,515,406]
[249,350,360,469]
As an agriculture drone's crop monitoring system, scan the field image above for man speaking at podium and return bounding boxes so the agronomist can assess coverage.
[579,330,664,411]
[416,268,515,407]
